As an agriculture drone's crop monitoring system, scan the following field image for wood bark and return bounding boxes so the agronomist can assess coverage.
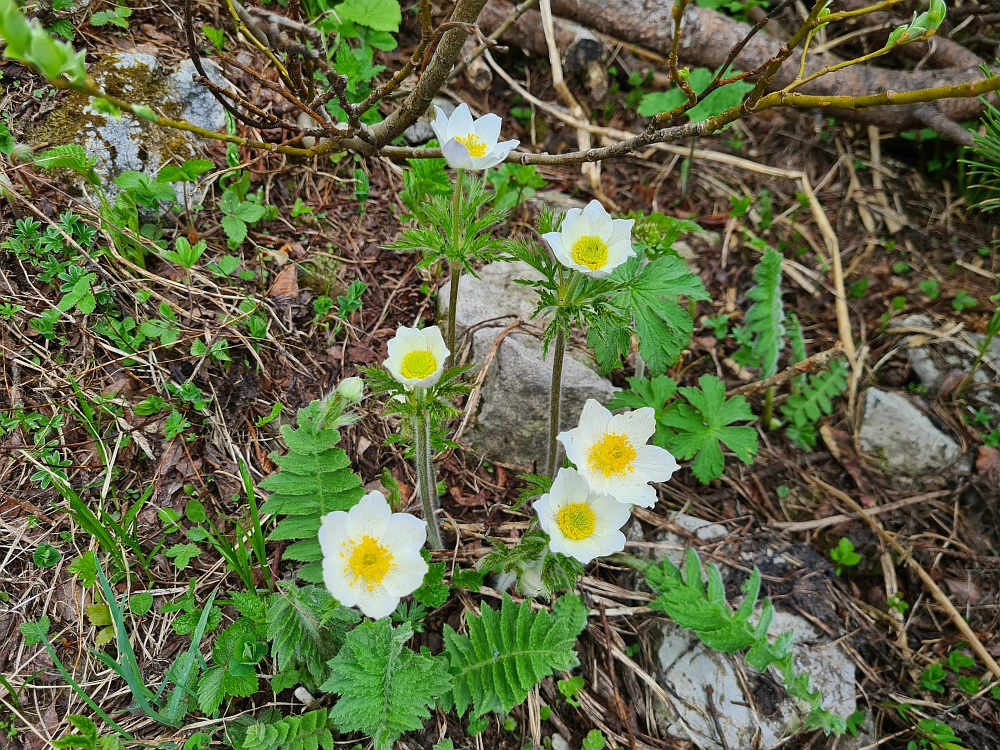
[545,0,992,139]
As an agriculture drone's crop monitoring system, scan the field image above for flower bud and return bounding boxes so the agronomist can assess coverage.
[9,142,33,163]
[337,377,364,404]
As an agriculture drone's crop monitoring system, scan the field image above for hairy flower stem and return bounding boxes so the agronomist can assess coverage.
[762,386,774,430]
[545,328,567,478]
[413,396,444,549]
[446,169,466,367]
[634,352,646,380]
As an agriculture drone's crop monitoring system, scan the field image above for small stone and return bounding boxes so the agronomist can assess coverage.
[550,733,571,750]
[858,388,960,475]
[439,261,617,467]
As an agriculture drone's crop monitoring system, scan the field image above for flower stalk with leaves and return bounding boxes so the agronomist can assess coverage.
[365,325,470,550]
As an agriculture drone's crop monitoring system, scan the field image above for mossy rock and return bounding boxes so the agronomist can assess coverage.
[31,52,228,201]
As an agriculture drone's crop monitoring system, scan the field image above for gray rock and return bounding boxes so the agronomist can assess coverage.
[529,190,588,216]
[655,610,856,750]
[439,261,617,467]
[859,388,960,475]
[31,53,228,203]
[646,513,856,749]
[403,97,456,145]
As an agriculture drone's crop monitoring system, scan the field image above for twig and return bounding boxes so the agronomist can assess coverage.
[727,344,844,397]
[770,489,951,532]
[450,0,537,80]
[811,478,1000,678]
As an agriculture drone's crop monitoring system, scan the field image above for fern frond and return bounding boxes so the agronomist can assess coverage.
[786,313,807,393]
[33,145,97,182]
[259,398,364,581]
[781,359,848,428]
[744,247,785,378]
[321,620,452,750]
[444,594,587,718]
[241,708,336,750]
[267,581,360,690]
[645,549,847,736]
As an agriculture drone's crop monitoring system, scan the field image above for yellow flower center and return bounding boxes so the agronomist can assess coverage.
[456,132,488,158]
[556,502,596,540]
[587,432,637,477]
[400,349,437,380]
[345,535,393,588]
[571,235,609,271]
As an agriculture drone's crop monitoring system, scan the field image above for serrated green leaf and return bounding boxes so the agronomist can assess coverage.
[321,619,451,750]
[336,0,401,32]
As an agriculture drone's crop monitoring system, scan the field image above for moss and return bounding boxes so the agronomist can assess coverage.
[30,53,194,162]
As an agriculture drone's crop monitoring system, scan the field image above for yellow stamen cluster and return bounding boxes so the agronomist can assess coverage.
[556,502,597,540]
[571,236,609,270]
[456,132,488,158]
[344,535,394,589]
[400,349,437,380]
[587,432,637,477]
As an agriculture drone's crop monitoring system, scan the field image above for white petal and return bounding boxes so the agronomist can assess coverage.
[347,492,392,539]
[318,511,350,557]
[387,513,427,550]
[608,217,635,246]
[634,444,680,483]
[603,238,635,273]
[610,479,658,508]
[355,586,399,620]
[381,549,428,597]
[442,138,475,170]
[553,536,596,563]
[542,231,572,267]
[431,106,451,145]
[533,494,553,534]
[473,113,502,147]
[611,408,657,448]
[580,399,613,442]
[589,492,632,531]
[323,556,358,607]
[591,529,627,556]
[448,103,474,141]
[560,208,588,250]
[423,325,450,363]
[582,200,612,238]
[550,466,590,506]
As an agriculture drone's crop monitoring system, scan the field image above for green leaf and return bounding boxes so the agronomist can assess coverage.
[321,619,451,750]
[221,214,248,245]
[20,616,51,646]
[612,255,708,375]
[129,592,154,617]
[165,543,201,570]
[412,555,449,609]
[638,67,752,124]
[663,374,757,484]
[235,201,267,223]
[443,594,587,717]
[744,247,785,378]
[69,550,98,587]
[335,0,402,32]
[242,708,336,750]
[582,729,607,750]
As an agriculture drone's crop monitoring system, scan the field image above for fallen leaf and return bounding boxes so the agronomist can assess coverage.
[269,266,299,297]
[346,343,378,364]
[976,446,1000,479]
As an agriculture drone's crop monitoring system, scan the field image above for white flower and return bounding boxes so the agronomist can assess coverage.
[319,491,429,619]
[431,103,519,171]
[534,468,630,563]
[558,399,679,508]
[541,200,636,278]
[384,325,449,389]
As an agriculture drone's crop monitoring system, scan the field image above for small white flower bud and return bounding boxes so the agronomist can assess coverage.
[337,376,364,403]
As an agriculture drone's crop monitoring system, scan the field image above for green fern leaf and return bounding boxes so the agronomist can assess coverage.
[267,582,360,691]
[781,359,848,427]
[444,594,587,718]
[321,619,451,750]
[645,549,847,735]
[242,708,336,750]
[786,312,808,392]
[744,247,785,378]
[259,398,365,580]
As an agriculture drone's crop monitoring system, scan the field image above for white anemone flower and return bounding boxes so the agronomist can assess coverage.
[534,468,630,563]
[431,103,519,171]
[384,325,449,389]
[541,200,636,278]
[558,399,679,508]
[319,491,428,620]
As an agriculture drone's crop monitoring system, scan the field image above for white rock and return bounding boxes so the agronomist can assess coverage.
[439,261,617,467]
[655,610,856,750]
[550,733,571,750]
[858,388,960,475]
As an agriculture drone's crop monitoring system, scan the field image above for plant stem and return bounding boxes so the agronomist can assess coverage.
[446,168,465,366]
[634,350,646,380]
[414,395,444,549]
[762,386,774,430]
[956,328,997,397]
[545,328,567,478]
